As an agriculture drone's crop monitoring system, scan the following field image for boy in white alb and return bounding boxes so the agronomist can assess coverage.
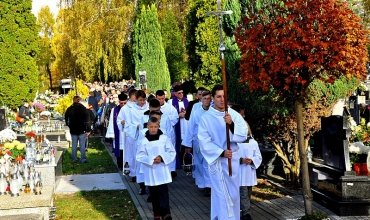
[232,104,262,220]
[136,117,175,220]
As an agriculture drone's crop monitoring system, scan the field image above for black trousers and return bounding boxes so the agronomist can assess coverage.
[117,150,123,170]
[148,184,170,217]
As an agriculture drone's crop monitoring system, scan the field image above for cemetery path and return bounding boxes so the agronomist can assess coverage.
[54,139,370,220]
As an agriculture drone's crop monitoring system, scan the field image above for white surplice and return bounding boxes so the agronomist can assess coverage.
[106,107,126,149]
[117,101,134,176]
[182,105,211,188]
[198,107,248,220]
[160,102,179,170]
[238,138,262,186]
[124,101,149,177]
[136,134,176,186]
[167,99,188,140]
[136,114,174,182]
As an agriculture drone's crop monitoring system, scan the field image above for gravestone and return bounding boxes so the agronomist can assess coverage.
[0,109,5,131]
[309,115,370,216]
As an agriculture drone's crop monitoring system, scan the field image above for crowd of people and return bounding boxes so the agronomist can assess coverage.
[65,80,262,220]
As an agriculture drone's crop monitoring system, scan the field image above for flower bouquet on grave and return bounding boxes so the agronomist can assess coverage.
[4,141,26,162]
[40,111,51,119]
[25,132,36,140]
[0,128,17,144]
[32,102,45,113]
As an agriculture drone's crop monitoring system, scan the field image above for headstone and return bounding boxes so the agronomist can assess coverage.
[0,109,5,131]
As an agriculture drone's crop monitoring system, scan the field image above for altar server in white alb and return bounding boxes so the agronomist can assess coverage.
[198,85,248,220]
[182,90,212,197]
[124,90,149,182]
[156,90,178,176]
[136,116,175,220]
[136,99,174,195]
[232,104,262,220]
[117,89,136,179]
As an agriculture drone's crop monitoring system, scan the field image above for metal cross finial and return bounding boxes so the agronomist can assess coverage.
[206,0,232,51]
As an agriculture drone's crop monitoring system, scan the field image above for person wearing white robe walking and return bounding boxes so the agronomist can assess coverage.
[117,89,136,180]
[198,85,248,220]
[232,104,262,220]
[124,90,149,182]
[136,117,175,220]
[182,90,212,196]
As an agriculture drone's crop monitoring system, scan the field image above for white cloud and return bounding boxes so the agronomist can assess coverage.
[32,0,59,18]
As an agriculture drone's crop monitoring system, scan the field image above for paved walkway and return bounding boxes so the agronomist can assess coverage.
[54,139,370,220]
[55,173,126,194]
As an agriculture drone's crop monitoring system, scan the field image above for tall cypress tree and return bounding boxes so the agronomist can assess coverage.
[0,0,39,109]
[133,4,171,92]
[160,9,188,83]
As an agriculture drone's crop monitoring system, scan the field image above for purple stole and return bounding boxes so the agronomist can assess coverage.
[113,105,121,157]
[171,98,189,168]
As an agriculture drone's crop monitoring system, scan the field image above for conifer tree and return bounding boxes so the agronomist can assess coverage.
[160,9,188,83]
[0,0,39,109]
[185,0,221,89]
[133,4,171,92]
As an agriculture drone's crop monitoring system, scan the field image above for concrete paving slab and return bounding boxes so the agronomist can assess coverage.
[55,173,126,194]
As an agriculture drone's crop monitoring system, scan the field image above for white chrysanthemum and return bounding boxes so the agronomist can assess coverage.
[0,128,17,143]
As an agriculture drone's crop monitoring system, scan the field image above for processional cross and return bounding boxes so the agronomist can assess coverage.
[206,0,233,176]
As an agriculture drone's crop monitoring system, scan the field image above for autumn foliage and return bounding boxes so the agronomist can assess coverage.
[235,0,369,96]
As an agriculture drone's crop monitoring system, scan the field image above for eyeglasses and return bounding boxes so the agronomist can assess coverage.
[119,101,126,105]
[177,92,183,94]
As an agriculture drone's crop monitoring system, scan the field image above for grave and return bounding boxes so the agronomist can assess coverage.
[309,112,370,216]
[0,134,65,220]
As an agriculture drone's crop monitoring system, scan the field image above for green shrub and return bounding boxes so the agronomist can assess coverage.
[298,211,328,220]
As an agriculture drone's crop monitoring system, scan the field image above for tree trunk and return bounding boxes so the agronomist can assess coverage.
[46,63,52,90]
[295,100,313,215]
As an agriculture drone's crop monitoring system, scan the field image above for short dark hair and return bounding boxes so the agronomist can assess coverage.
[201,90,211,96]
[149,98,160,108]
[118,93,127,101]
[148,116,160,124]
[149,111,162,118]
[197,87,206,91]
[128,88,137,98]
[174,85,183,92]
[147,94,156,103]
[73,96,80,102]
[135,90,146,99]
[211,85,223,97]
[156,90,165,96]
[231,104,244,114]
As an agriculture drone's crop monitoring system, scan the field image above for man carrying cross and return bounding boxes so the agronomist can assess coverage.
[198,85,248,220]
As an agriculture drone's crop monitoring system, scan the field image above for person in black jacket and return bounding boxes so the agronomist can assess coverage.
[185,87,205,120]
[65,96,92,164]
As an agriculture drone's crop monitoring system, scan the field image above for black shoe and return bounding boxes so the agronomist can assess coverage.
[241,214,252,220]
[204,187,211,197]
[139,189,146,195]
[131,177,136,182]
[81,160,88,164]
[146,195,152,202]
[162,214,172,220]
[171,171,177,178]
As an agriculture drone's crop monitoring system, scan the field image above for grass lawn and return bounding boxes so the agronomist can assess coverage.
[54,190,141,220]
[55,137,140,220]
[252,179,285,201]
[62,137,119,175]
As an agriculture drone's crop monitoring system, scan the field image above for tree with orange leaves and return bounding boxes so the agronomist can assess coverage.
[235,0,369,215]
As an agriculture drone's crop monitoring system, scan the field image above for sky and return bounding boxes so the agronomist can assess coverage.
[31,0,60,18]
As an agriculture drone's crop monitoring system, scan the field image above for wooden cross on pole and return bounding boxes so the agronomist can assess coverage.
[206,0,233,176]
